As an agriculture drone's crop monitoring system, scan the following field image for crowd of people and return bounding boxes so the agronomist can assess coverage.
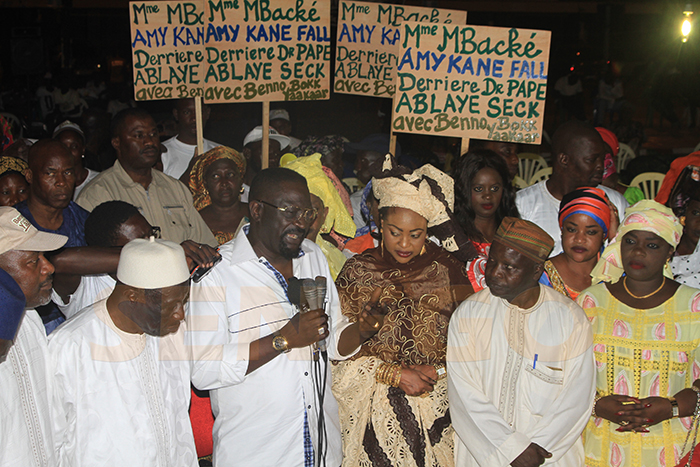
[3,95,700,467]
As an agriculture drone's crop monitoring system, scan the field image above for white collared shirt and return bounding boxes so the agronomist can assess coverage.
[188,227,348,466]
[0,310,55,467]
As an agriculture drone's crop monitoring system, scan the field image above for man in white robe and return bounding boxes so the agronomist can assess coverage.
[50,237,197,466]
[0,207,68,467]
[189,168,344,466]
[448,217,595,467]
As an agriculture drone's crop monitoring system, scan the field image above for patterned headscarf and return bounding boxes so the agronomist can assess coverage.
[596,128,619,180]
[603,153,617,180]
[294,135,348,158]
[189,146,246,211]
[372,155,478,261]
[591,200,682,284]
[284,153,356,238]
[596,127,619,157]
[558,187,612,239]
[0,156,29,180]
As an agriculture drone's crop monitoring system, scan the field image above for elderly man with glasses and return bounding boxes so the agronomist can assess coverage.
[189,167,347,467]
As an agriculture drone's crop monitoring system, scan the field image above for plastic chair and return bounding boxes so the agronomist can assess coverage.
[630,172,665,199]
[617,143,636,171]
[512,175,529,189]
[528,167,552,186]
[518,153,547,184]
[342,177,363,194]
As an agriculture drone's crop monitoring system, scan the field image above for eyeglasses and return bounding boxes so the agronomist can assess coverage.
[256,200,318,223]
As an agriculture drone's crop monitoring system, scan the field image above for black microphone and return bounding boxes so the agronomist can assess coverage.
[287,276,302,306]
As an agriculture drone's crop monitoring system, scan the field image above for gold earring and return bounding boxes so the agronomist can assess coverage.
[420,244,427,255]
[681,216,686,226]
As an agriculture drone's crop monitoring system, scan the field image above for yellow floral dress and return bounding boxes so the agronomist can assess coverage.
[578,283,700,467]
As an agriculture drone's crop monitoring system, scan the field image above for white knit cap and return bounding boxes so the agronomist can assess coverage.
[117,237,190,289]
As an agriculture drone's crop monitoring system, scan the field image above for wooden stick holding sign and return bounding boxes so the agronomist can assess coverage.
[389,132,396,157]
[262,102,270,170]
[461,138,470,157]
[195,97,204,157]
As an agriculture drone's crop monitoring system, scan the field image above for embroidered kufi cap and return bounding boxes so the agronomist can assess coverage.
[494,217,554,264]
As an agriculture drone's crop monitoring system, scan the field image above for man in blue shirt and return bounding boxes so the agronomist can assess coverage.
[16,139,89,247]
[16,139,118,330]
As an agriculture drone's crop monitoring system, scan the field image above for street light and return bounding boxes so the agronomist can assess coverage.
[682,4,693,42]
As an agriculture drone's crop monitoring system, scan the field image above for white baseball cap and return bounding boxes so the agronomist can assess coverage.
[53,120,85,139]
[243,126,290,149]
[0,207,67,256]
[269,109,290,122]
[117,237,190,289]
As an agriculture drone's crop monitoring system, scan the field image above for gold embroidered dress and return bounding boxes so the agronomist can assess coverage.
[332,242,473,467]
[578,283,700,467]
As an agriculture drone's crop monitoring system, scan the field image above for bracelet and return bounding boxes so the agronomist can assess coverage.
[375,362,402,387]
[592,392,602,418]
[434,363,447,380]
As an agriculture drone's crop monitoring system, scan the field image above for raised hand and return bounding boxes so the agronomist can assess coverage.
[180,240,220,271]
[281,309,329,349]
[358,287,387,340]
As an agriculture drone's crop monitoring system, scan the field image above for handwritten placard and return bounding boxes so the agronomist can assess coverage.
[392,23,551,143]
[335,1,465,98]
[202,0,331,103]
[130,1,206,101]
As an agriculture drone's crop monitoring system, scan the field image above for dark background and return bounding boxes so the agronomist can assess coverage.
[1,0,698,157]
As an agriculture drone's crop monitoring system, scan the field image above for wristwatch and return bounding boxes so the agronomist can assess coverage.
[272,332,290,353]
[670,397,680,418]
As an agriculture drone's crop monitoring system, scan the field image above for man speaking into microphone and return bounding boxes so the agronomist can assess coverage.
[189,168,351,467]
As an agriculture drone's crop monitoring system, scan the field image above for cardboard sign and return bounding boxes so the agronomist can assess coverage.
[130,1,206,101]
[392,23,551,144]
[202,0,331,103]
[335,1,466,99]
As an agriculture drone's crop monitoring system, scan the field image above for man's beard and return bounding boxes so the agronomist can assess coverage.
[278,226,307,260]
